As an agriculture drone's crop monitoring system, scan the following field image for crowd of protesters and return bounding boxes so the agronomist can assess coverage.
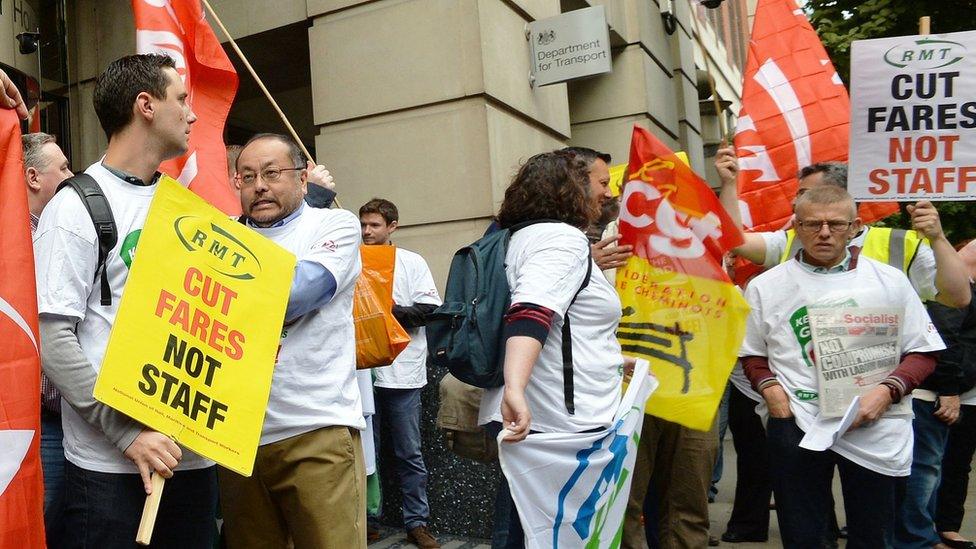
[6,50,976,549]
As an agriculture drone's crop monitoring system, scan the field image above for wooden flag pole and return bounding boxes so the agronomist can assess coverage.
[201,0,312,163]
[135,473,166,545]
[200,0,342,207]
[687,0,729,140]
[919,16,931,35]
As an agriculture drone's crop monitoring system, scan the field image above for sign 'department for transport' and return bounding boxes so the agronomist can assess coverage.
[527,6,612,87]
[94,178,295,476]
[849,30,976,202]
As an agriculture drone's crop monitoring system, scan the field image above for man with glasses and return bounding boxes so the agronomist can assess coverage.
[740,185,944,548]
[217,133,366,548]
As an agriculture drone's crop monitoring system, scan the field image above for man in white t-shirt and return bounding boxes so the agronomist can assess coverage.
[740,185,944,547]
[34,54,219,547]
[217,133,365,548]
[359,197,442,549]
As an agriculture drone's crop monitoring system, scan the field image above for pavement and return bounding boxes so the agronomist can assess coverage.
[370,437,976,548]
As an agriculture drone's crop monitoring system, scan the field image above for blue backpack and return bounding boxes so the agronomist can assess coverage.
[426,220,592,413]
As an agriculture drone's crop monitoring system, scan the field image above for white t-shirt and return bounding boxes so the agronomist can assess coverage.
[740,256,945,476]
[479,223,624,433]
[761,227,938,301]
[34,163,211,473]
[373,247,442,389]
[252,206,365,445]
[960,386,976,406]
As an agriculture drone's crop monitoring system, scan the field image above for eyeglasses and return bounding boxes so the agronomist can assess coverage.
[237,167,303,186]
[796,220,854,234]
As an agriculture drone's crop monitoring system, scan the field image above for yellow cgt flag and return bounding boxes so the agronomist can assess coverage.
[616,126,749,431]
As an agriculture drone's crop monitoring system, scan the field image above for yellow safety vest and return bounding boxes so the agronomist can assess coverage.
[779,226,924,274]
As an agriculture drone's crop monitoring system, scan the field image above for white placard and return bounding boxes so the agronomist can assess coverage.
[528,6,612,87]
[849,31,976,202]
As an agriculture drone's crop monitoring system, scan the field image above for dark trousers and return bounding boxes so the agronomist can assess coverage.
[936,404,976,533]
[373,387,431,530]
[487,422,525,549]
[62,461,218,549]
[41,412,66,548]
[766,417,903,549]
[725,385,771,538]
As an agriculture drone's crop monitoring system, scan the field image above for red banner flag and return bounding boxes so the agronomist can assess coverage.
[734,0,897,231]
[620,126,743,279]
[0,109,45,547]
[133,0,240,215]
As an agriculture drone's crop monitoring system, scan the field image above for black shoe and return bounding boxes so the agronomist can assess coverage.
[838,526,848,539]
[721,531,768,543]
[940,536,976,549]
[709,535,720,546]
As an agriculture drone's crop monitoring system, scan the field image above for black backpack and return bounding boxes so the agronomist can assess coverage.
[426,220,592,414]
[56,174,117,306]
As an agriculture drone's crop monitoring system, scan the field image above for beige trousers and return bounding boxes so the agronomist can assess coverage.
[219,425,366,549]
[622,415,719,549]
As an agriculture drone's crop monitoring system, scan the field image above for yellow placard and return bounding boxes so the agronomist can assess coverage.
[94,177,295,476]
[616,259,749,431]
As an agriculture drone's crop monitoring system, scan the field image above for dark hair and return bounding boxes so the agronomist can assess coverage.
[93,54,176,139]
[237,133,305,171]
[798,162,847,190]
[560,146,611,165]
[359,198,399,224]
[496,151,594,229]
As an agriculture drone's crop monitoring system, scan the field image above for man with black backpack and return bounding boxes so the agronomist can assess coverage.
[33,54,219,547]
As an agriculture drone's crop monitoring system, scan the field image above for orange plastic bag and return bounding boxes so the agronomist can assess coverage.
[354,245,410,369]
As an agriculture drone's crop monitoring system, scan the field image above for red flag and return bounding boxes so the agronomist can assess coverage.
[619,126,743,281]
[0,109,45,547]
[734,0,897,231]
[133,0,240,215]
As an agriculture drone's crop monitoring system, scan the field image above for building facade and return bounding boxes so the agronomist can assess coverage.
[13,0,749,285]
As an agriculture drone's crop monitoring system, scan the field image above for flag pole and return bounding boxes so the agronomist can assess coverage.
[201,0,311,163]
[135,473,166,545]
[686,0,728,140]
[919,16,931,35]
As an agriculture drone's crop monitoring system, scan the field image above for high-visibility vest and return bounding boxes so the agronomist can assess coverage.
[779,226,924,274]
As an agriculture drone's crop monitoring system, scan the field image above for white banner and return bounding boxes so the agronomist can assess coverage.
[498,360,657,548]
[849,31,976,202]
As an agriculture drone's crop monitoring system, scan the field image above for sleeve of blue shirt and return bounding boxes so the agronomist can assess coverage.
[285,259,338,321]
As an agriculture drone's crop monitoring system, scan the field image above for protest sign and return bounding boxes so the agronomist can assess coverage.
[94,178,295,476]
[808,307,907,418]
[849,30,976,202]
[499,359,657,549]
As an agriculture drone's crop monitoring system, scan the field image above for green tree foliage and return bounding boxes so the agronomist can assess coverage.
[808,0,976,244]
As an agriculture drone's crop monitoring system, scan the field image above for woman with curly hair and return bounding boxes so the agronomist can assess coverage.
[478,150,630,547]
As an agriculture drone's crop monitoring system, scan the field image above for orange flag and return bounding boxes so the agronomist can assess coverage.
[133,0,240,215]
[0,110,45,547]
[734,0,897,230]
[620,126,743,273]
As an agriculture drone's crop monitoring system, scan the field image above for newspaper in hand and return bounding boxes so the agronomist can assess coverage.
[808,307,908,418]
